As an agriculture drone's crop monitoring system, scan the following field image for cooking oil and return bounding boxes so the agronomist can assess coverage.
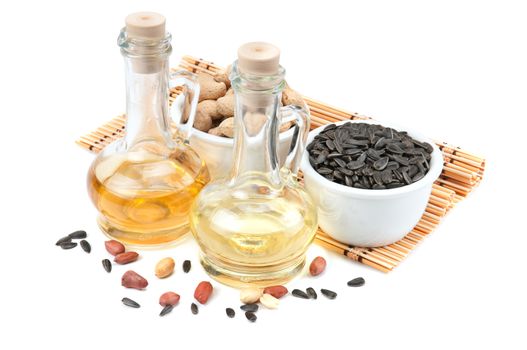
[88,147,209,246]
[190,173,317,287]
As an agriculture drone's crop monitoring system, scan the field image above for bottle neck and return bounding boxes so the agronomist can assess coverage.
[123,57,172,146]
[229,64,286,184]
[118,29,173,148]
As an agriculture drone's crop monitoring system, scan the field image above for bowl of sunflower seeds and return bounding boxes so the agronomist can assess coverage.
[301,120,443,247]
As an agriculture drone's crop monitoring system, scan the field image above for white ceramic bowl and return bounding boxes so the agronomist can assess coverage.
[189,127,295,179]
[300,120,443,247]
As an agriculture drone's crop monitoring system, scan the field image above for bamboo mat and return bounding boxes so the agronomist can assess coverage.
[77,56,485,273]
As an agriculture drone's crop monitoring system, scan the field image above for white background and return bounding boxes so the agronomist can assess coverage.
[0,0,525,349]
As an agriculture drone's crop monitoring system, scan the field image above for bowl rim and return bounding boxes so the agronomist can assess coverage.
[300,119,443,199]
[190,124,296,145]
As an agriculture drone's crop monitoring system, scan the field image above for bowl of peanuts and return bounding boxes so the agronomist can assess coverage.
[185,70,305,179]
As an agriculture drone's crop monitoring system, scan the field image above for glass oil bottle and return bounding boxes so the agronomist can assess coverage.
[87,12,209,246]
[190,42,318,287]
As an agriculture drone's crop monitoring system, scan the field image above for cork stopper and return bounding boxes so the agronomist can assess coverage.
[237,42,280,76]
[125,12,166,40]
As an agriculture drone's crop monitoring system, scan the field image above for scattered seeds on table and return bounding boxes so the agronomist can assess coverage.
[226,308,235,318]
[309,256,327,276]
[55,236,71,246]
[159,304,173,317]
[121,297,140,308]
[191,302,199,315]
[347,277,366,287]
[320,288,337,300]
[102,259,112,273]
[80,240,91,253]
[240,304,259,312]
[59,242,77,250]
[68,230,87,239]
[260,293,279,309]
[292,289,309,299]
[306,287,318,299]
[245,311,257,323]
[183,260,191,273]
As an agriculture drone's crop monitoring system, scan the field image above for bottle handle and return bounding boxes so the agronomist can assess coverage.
[168,70,200,143]
[280,104,311,176]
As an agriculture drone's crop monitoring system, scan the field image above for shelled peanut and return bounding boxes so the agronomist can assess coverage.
[190,69,305,138]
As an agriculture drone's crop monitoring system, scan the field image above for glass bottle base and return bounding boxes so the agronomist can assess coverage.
[200,253,306,288]
[97,216,188,249]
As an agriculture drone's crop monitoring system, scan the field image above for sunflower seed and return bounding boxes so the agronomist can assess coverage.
[373,157,389,171]
[68,230,87,239]
[402,171,412,185]
[412,172,425,182]
[306,287,317,299]
[80,240,91,253]
[55,236,71,246]
[191,302,199,315]
[102,259,112,273]
[320,289,337,299]
[245,311,257,322]
[183,260,191,273]
[226,308,235,318]
[160,305,173,316]
[292,289,309,299]
[347,277,366,287]
[240,304,259,312]
[347,160,365,170]
[122,297,140,308]
[317,167,333,175]
[59,242,77,250]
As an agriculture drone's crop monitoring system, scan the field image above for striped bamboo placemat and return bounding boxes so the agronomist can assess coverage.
[77,56,485,273]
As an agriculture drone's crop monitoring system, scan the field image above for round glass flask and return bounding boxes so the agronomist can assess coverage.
[87,12,209,246]
[189,42,318,287]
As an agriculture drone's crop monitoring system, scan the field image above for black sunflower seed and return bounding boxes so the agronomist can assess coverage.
[317,167,333,175]
[393,155,410,166]
[191,303,199,315]
[183,260,191,273]
[402,171,412,185]
[334,158,347,168]
[412,172,425,182]
[306,287,317,299]
[102,259,112,273]
[347,277,366,287]
[292,289,309,299]
[347,160,365,170]
[55,236,71,246]
[68,230,87,239]
[160,305,173,316]
[122,297,140,308]
[80,240,91,253]
[59,242,77,250]
[373,157,389,171]
[226,308,235,318]
[320,289,337,299]
[245,311,257,322]
[240,304,259,312]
